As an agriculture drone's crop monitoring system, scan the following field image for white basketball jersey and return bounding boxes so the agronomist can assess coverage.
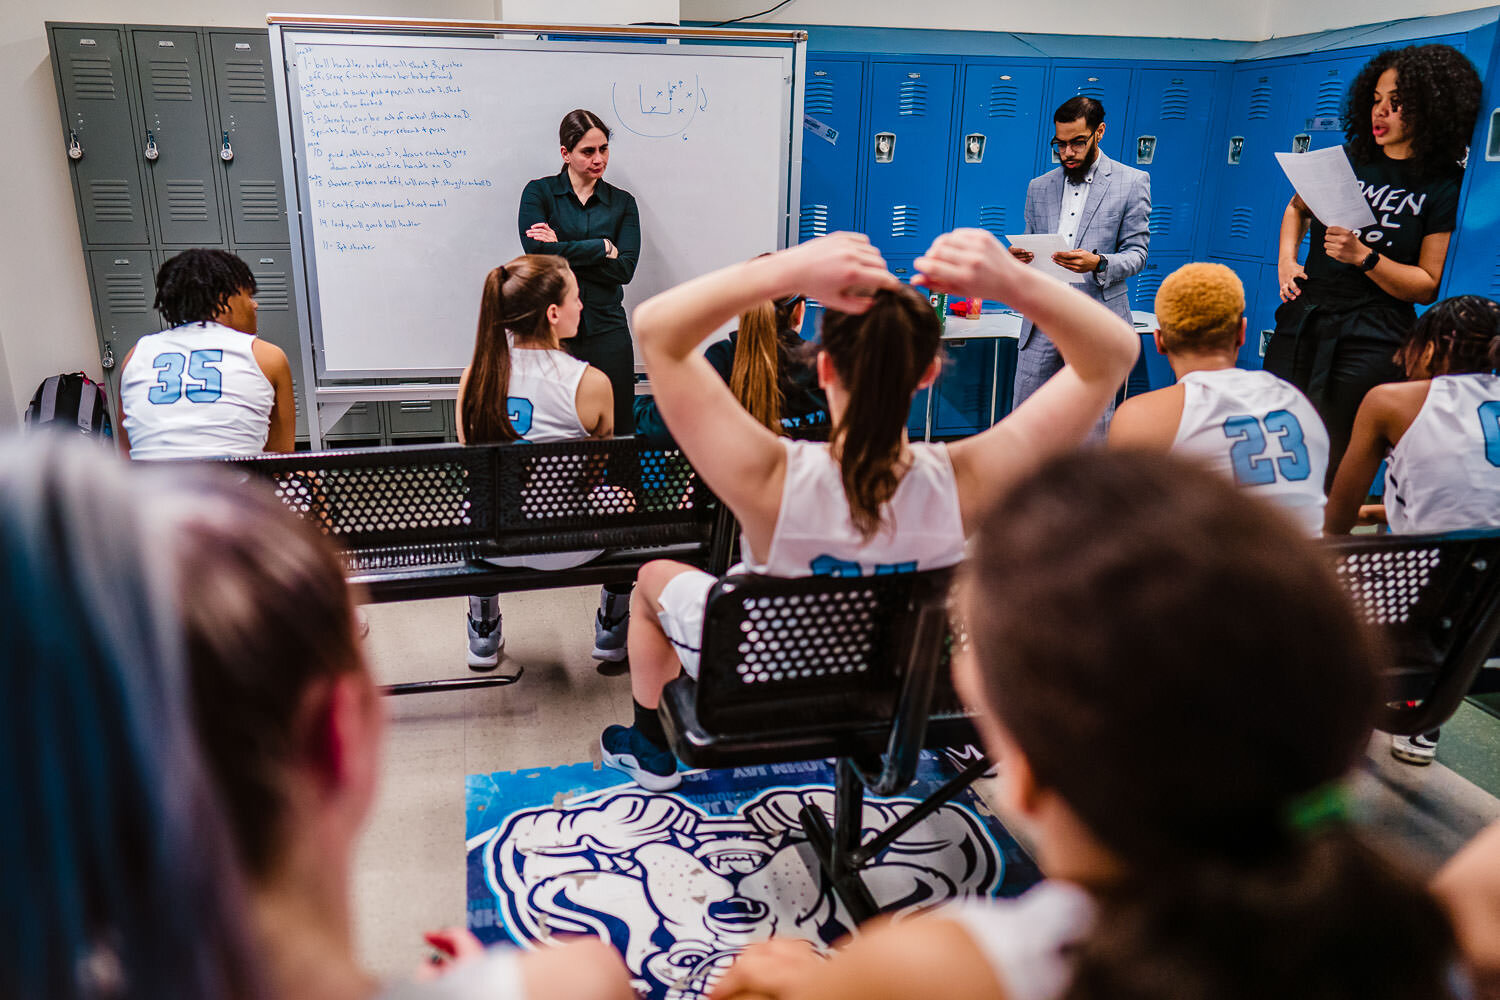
[1386,373,1500,534]
[1171,368,1329,536]
[120,323,273,460]
[743,439,967,577]
[505,348,589,442]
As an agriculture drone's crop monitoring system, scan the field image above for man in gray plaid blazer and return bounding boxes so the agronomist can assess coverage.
[1012,96,1150,434]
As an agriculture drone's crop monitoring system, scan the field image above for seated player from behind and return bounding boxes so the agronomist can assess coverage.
[1325,294,1500,765]
[1109,262,1329,535]
[455,255,623,669]
[711,450,1465,1000]
[600,230,1140,790]
[118,248,294,458]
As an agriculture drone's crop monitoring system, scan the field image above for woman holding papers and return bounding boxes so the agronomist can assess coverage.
[1266,44,1480,483]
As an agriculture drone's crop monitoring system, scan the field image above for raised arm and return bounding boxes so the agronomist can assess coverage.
[517,180,608,267]
[633,234,897,557]
[918,229,1138,533]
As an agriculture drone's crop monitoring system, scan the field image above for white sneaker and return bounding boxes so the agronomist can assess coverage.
[467,596,504,671]
[1391,732,1439,765]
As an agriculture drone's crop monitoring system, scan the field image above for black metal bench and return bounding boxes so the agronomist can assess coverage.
[1326,528,1500,735]
[224,438,725,695]
[657,567,985,925]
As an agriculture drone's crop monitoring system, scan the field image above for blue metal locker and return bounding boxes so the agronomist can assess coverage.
[1441,26,1500,299]
[932,338,996,437]
[864,61,956,257]
[1127,68,1218,255]
[1207,63,1297,262]
[801,58,865,242]
[1041,64,1133,172]
[952,62,1047,244]
[1129,252,1188,392]
[1291,51,1373,156]
[1209,255,1275,370]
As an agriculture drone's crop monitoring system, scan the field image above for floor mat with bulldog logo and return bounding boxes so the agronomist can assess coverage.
[465,748,1041,1000]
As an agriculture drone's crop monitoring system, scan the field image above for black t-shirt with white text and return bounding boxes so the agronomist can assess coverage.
[1303,147,1461,311]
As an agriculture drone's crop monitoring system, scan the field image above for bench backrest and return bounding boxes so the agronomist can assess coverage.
[1325,528,1500,734]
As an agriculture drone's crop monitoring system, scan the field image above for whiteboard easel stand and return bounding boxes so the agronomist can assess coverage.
[267,13,806,447]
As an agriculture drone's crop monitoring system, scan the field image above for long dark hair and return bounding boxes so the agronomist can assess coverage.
[177,477,363,882]
[730,293,804,431]
[1344,44,1481,176]
[155,248,256,327]
[820,285,941,541]
[966,451,1461,1000]
[1395,294,1500,378]
[0,435,261,1000]
[560,108,610,151]
[462,255,573,443]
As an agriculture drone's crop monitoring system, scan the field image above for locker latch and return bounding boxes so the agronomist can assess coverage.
[220,131,234,162]
[144,130,159,161]
[101,344,115,370]
[67,130,83,161]
[874,131,895,163]
[964,133,985,163]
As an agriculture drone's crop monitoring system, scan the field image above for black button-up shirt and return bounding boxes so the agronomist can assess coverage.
[518,167,641,340]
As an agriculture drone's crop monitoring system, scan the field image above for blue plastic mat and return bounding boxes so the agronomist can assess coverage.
[465,748,1040,1000]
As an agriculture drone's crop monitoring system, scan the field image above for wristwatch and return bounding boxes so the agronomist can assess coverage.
[1092,250,1107,273]
[1359,249,1380,272]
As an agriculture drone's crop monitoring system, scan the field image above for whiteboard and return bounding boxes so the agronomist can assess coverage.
[275,30,800,379]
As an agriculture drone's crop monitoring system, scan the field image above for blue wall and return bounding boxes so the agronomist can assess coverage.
[763,8,1500,436]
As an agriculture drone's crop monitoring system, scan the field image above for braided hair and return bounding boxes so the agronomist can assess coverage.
[1396,294,1500,378]
[1343,44,1482,177]
[154,249,257,328]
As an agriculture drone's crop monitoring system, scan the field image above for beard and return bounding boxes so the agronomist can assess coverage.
[1062,143,1099,183]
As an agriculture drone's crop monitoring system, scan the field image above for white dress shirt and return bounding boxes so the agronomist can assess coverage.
[1056,157,1100,249]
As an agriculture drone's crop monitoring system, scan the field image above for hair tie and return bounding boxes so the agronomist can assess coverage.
[1284,782,1350,834]
[497,264,508,284]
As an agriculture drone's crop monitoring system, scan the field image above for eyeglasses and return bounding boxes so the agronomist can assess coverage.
[1050,132,1097,153]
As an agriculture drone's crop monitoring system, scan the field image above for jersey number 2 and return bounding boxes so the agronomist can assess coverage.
[1480,401,1500,468]
[148,349,223,404]
[1222,410,1311,486]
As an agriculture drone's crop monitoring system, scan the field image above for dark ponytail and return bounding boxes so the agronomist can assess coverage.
[820,285,941,540]
[462,255,572,443]
[1395,294,1500,377]
[966,451,1464,1000]
[559,108,610,151]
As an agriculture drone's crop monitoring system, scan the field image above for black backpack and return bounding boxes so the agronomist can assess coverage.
[25,372,114,441]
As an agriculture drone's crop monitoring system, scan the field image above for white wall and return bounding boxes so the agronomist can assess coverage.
[0,1,499,427]
[1261,0,1493,38]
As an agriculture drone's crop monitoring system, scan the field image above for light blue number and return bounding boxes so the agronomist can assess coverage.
[1223,415,1275,486]
[185,349,223,402]
[507,397,534,440]
[1264,409,1311,481]
[874,561,917,575]
[148,352,185,404]
[811,555,862,577]
[1481,401,1500,468]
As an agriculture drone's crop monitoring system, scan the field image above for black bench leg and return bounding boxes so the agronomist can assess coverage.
[800,757,880,925]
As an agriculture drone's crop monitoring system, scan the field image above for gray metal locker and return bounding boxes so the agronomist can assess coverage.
[210,32,290,244]
[131,29,224,245]
[87,249,160,387]
[51,27,150,246]
[324,399,384,441]
[385,395,450,439]
[239,250,307,440]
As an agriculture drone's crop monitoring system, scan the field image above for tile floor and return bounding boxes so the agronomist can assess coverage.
[351,585,1500,981]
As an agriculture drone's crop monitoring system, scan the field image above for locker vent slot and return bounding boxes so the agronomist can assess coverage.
[898,80,927,116]
[1159,81,1191,120]
[1149,204,1174,238]
[166,179,210,221]
[1229,206,1254,241]
[149,58,194,101]
[1075,83,1106,101]
[104,274,150,313]
[1316,77,1344,118]
[253,269,290,310]
[69,56,118,99]
[805,79,835,116]
[890,205,920,239]
[977,205,1007,238]
[239,180,282,221]
[1490,254,1500,297]
[987,82,1020,118]
[799,204,830,240]
[89,180,136,222]
[1135,270,1167,302]
[1248,82,1273,121]
[224,59,268,102]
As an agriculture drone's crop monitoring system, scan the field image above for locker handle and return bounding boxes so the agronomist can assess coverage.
[67,130,83,161]
[963,132,985,164]
[220,131,234,163]
[101,344,115,370]
[1486,108,1500,162]
[143,130,159,162]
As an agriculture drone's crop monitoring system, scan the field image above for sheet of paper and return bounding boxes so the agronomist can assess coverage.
[1004,234,1090,284]
[1274,146,1377,231]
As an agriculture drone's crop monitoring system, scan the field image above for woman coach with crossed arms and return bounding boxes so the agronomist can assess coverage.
[519,109,642,435]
